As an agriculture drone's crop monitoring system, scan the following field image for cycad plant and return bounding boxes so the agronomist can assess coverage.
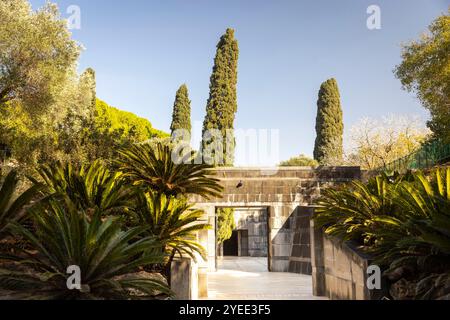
[381,169,450,299]
[0,197,171,300]
[315,169,450,299]
[314,173,404,246]
[132,191,210,284]
[34,160,134,216]
[117,142,223,198]
[0,170,40,241]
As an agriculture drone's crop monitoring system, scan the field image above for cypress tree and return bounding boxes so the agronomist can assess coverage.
[201,28,239,166]
[313,78,344,165]
[170,84,191,136]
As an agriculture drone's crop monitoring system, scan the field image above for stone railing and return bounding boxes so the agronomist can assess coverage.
[310,219,385,300]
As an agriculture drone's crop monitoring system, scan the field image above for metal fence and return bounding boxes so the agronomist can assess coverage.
[381,140,450,173]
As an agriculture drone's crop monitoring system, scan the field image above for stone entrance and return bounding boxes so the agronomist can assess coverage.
[191,166,361,298]
[221,207,268,258]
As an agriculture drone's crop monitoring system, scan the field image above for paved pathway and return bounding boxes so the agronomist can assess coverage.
[204,257,326,300]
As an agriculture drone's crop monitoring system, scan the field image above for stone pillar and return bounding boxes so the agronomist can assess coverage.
[194,204,216,298]
[310,217,326,297]
[171,258,198,300]
[269,204,298,272]
[197,228,209,299]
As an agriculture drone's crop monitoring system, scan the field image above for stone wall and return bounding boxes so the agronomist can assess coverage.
[234,208,268,257]
[269,205,313,273]
[171,258,198,300]
[192,167,361,271]
[310,219,384,300]
[288,206,313,274]
[192,167,362,207]
[190,167,361,298]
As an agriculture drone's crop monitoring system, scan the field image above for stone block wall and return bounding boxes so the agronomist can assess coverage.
[268,206,314,274]
[310,218,384,300]
[322,237,369,300]
[269,204,295,272]
[191,167,362,207]
[234,208,268,257]
[288,206,313,274]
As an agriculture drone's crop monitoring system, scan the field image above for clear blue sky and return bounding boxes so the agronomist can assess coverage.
[31,0,449,165]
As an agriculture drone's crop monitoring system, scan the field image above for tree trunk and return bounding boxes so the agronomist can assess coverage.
[162,249,176,287]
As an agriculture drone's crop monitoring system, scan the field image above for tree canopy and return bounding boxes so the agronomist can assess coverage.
[346,115,430,170]
[395,9,450,142]
[279,154,319,167]
[0,96,168,171]
[0,0,80,115]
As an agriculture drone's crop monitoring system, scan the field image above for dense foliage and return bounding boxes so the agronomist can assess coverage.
[346,116,430,170]
[315,169,450,299]
[0,170,40,241]
[279,154,319,167]
[117,142,223,198]
[0,97,167,172]
[313,78,344,166]
[96,99,166,143]
[0,198,170,300]
[216,208,235,246]
[89,99,168,165]
[201,28,239,166]
[395,9,450,142]
[0,141,221,299]
[34,160,134,216]
[0,0,80,114]
[0,1,167,172]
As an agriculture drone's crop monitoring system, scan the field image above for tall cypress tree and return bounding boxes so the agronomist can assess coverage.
[170,84,191,136]
[201,28,239,166]
[313,78,344,165]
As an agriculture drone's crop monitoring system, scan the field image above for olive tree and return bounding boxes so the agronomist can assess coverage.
[0,0,80,115]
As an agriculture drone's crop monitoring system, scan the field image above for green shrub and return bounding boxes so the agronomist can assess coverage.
[117,142,223,198]
[0,170,40,241]
[314,169,450,299]
[0,198,170,300]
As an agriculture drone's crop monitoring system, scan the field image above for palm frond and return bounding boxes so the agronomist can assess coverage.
[116,142,223,199]
[0,198,170,300]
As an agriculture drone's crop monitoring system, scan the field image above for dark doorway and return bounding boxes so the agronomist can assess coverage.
[223,230,238,256]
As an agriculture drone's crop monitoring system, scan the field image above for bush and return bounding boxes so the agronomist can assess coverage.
[0,198,171,300]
